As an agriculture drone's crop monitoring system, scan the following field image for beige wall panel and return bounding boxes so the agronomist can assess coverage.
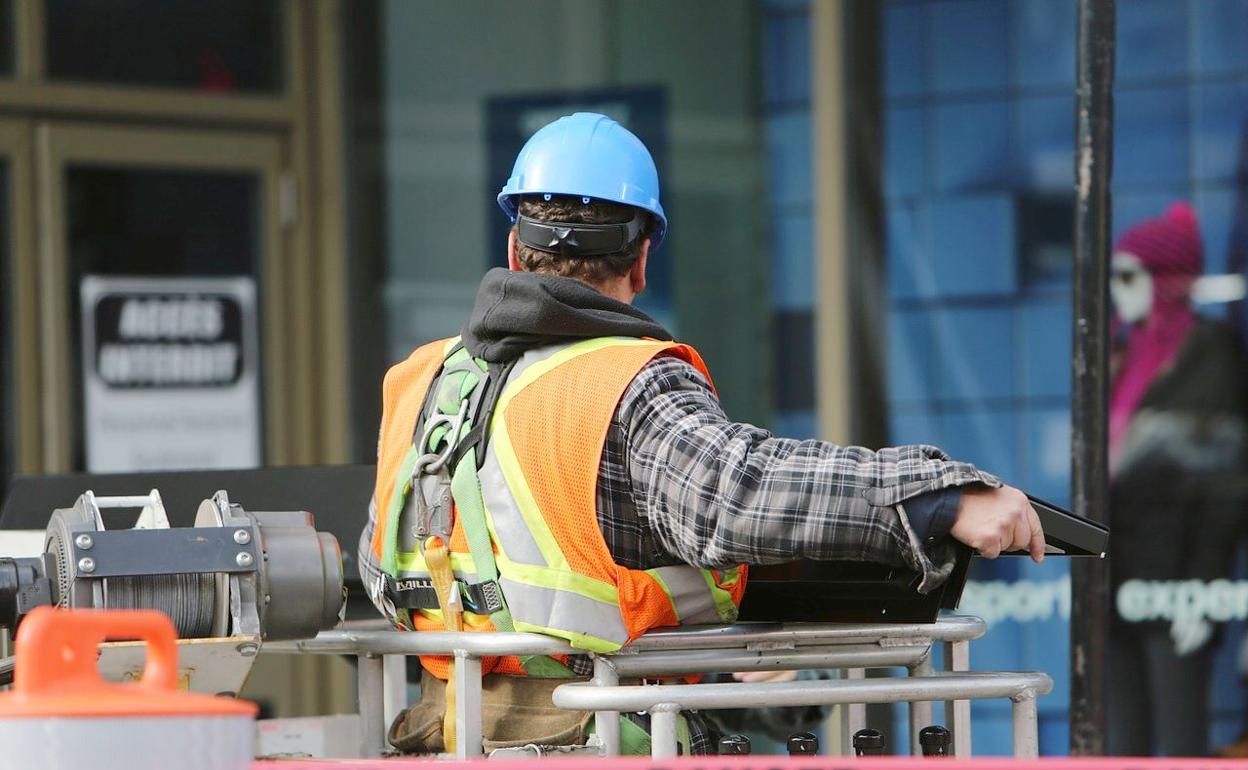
[812,0,851,444]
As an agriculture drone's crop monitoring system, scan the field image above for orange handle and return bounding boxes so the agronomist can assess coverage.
[13,607,178,695]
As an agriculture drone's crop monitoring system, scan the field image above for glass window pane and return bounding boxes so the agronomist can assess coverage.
[883,0,1070,754]
[878,0,1248,756]
[45,0,282,93]
[377,0,773,427]
[65,167,262,470]
[67,168,258,276]
[0,2,13,78]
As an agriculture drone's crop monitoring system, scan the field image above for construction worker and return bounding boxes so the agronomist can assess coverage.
[358,112,1045,755]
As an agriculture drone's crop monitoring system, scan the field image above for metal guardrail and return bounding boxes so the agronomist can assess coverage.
[554,672,1053,759]
[264,616,1052,760]
[268,628,578,657]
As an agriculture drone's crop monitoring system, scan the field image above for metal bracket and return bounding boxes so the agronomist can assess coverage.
[70,527,259,578]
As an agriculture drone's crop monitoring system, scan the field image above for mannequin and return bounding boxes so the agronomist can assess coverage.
[1107,203,1248,756]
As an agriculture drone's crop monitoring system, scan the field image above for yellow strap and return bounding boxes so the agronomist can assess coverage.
[424,536,461,750]
[443,666,457,752]
[424,536,463,632]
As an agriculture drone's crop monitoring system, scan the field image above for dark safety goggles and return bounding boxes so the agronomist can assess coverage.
[516,209,648,257]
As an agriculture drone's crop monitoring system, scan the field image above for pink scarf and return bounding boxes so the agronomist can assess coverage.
[1108,203,1203,474]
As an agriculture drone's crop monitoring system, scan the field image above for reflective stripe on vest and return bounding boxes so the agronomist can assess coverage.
[375,336,748,669]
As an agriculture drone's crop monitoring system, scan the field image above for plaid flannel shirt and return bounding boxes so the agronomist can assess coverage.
[358,353,999,753]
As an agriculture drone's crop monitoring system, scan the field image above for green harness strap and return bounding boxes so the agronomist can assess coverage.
[432,348,571,678]
[395,345,572,677]
[450,446,573,678]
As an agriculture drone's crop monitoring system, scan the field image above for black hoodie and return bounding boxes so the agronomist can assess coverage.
[460,268,672,362]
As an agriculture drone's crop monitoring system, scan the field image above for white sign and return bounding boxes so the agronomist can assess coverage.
[80,276,261,472]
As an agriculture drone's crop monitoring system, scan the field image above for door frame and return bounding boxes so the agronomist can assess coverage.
[1,1,352,476]
[33,123,298,470]
[0,119,37,479]
[1,2,355,719]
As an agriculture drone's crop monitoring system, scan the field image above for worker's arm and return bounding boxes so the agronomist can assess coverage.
[620,356,1031,592]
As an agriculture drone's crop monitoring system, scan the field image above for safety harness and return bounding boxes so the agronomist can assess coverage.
[380,342,575,749]
[382,342,572,676]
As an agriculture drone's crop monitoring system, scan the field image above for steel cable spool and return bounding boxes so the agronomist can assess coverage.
[103,574,216,639]
[43,499,222,638]
[1,489,345,645]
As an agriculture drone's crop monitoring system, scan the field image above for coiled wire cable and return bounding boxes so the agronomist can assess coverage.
[103,573,217,638]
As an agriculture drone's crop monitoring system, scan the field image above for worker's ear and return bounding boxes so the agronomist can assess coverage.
[630,239,649,296]
[507,229,523,272]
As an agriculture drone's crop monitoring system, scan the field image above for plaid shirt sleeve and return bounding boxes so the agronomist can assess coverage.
[618,355,1001,592]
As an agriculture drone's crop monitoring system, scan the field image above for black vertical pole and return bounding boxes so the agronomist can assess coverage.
[1070,0,1114,757]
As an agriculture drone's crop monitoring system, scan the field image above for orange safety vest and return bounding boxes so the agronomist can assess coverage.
[371,336,747,678]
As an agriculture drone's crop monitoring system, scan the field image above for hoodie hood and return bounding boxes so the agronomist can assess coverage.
[461,268,673,362]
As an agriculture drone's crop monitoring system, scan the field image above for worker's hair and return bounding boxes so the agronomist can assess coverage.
[513,195,651,285]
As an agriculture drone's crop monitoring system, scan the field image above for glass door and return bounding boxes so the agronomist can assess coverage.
[35,123,293,473]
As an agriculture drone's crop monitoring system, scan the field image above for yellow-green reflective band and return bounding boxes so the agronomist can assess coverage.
[495,337,662,411]
[512,618,621,654]
[498,575,629,651]
[703,569,740,623]
[646,569,680,623]
[497,553,618,605]
[489,418,567,568]
[488,337,671,572]
[478,446,548,567]
[395,549,478,576]
[650,566,724,626]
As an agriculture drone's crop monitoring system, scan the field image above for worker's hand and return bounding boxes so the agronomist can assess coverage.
[950,484,1045,563]
[733,670,797,684]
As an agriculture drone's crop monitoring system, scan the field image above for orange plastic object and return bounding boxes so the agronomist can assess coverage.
[0,607,257,718]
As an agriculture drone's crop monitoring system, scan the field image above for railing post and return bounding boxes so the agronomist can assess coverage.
[592,655,621,756]
[454,651,484,759]
[649,703,682,758]
[944,640,972,756]
[842,668,866,756]
[382,654,407,735]
[908,653,934,755]
[356,653,387,757]
[1012,693,1041,758]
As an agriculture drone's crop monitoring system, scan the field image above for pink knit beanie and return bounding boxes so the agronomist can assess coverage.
[1115,202,1203,278]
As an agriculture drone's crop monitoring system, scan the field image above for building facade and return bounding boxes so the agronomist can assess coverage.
[2,0,1248,755]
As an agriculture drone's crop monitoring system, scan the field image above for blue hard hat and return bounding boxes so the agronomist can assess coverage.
[498,112,668,252]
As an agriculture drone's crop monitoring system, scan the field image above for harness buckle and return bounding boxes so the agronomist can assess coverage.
[415,396,471,475]
[407,395,470,540]
[468,580,505,615]
[386,574,506,617]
